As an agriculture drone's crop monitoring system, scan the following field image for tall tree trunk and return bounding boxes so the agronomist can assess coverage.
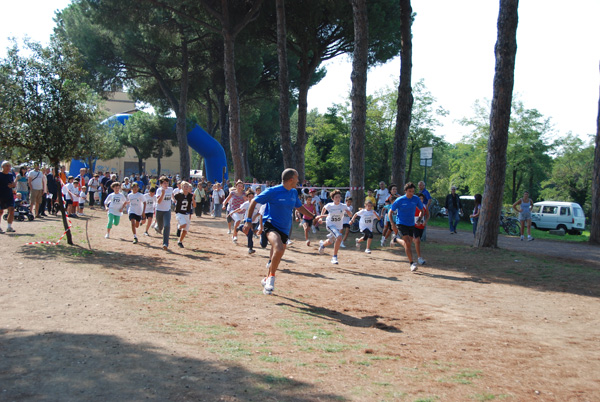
[177,35,191,181]
[276,0,294,169]
[391,0,414,193]
[349,0,368,208]
[222,2,245,181]
[590,63,600,245]
[216,89,230,164]
[205,88,214,135]
[475,0,519,248]
[295,65,313,182]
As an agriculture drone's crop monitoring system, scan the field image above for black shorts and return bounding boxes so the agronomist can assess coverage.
[145,212,154,219]
[343,223,350,228]
[398,224,415,238]
[66,199,73,206]
[303,218,313,227]
[263,221,289,244]
[129,213,142,222]
[227,215,233,223]
[385,221,393,230]
[0,197,14,210]
[360,228,373,239]
[413,227,424,239]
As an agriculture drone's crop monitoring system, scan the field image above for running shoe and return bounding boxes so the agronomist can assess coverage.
[311,226,316,234]
[528,236,534,242]
[0,228,4,234]
[143,232,149,236]
[177,242,184,248]
[355,238,360,249]
[418,257,426,265]
[263,276,275,295]
[331,256,338,264]
[154,226,162,234]
[133,237,138,244]
[365,249,371,254]
[163,244,168,251]
[227,229,232,234]
[266,260,271,270]
[318,240,325,254]
[306,240,311,246]
[286,239,293,245]
[340,241,346,248]
[6,227,15,233]
[410,262,418,272]
[232,236,237,243]
[248,248,255,254]
[380,238,385,247]
[104,233,109,239]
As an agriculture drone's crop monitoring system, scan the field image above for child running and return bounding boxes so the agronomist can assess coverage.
[231,189,261,253]
[143,187,157,236]
[351,200,381,254]
[412,192,429,265]
[173,181,195,248]
[340,197,353,248]
[316,189,353,264]
[127,182,146,244]
[104,182,127,239]
[297,194,316,246]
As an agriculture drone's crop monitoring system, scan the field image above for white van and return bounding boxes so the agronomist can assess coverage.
[530,201,585,235]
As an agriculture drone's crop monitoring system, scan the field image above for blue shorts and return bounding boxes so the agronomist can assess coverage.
[326,225,343,239]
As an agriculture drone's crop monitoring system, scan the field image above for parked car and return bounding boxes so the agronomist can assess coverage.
[530,201,585,235]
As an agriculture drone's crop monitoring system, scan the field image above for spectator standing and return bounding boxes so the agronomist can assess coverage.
[87,174,100,208]
[445,186,463,234]
[27,163,47,219]
[46,168,58,215]
[375,181,389,211]
[470,193,482,237]
[16,166,29,202]
[0,161,17,232]
[100,172,110,208]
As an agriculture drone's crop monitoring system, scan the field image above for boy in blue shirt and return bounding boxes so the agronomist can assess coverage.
[389,182,424,272]
[243,169,316,295]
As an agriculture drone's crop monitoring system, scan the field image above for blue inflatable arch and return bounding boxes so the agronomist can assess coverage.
[69,114,228,183]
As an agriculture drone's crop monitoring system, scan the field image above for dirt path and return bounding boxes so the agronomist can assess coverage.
[1,209,599,401]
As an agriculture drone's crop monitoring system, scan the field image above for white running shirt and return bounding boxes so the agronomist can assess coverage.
[156,186,174,212]
[323,202,351,230]
[356,209,377,232]
[128,192,146,216]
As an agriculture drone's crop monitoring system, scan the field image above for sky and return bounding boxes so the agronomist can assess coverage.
[1,0,599,144]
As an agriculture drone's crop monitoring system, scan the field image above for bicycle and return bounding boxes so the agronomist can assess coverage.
[500,214,520,236]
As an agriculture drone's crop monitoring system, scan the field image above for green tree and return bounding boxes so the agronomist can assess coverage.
[112,112,159,176]
[0,39,106,244]
[541,134,594,211]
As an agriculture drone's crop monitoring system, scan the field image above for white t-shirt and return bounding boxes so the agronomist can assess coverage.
[376,188,389,206]
[27,170,44,191]
[62,185,70,200]
[342,204,353,224]
[212,189,224,204]
[88,178,100,192]
[79,191,86,204]
[324,202,351,230]
[144,193,157,213]
[66,182,77,200]
[105,192,127,216]
[356,209,377,232]
[239,200,262,223]
[311,195,322,209]
[128,191,146,216]
[156,186,174,212]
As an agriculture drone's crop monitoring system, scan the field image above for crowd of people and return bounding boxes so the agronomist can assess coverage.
[2,161,535,295]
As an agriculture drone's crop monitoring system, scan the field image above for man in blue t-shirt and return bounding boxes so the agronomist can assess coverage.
[243,168,316,295]
[389,182,424,272]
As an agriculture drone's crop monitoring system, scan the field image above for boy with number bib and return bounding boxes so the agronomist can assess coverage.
[127,182,146,244]
[351,200,381,254]
[143,187,157,236]
[315,189,353,264]
[104,182,127,239]
[173,181,195,248]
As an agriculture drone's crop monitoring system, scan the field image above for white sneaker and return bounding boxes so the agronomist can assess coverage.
[228,229,232,234]
[340,241,346,248]
[418,257,426,265]
[355,238,360,249]
[318,240,325,254]
[380,238,385,247]
[528,236,534,241]
[286,239,293,245]
[311,226,316,234]
[520,235,524,241]
[266,260,271,270]
[410,262,418,272]
[331,256,338,264]
[143,232,149,236]
[263,276,275,295]
[232,236,237,243]
[104,233,109,239]
[306,240,311,246]
[365,249,371,254]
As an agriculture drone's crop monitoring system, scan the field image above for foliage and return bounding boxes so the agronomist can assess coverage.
[540,134,595,213]
[457,99,553,202]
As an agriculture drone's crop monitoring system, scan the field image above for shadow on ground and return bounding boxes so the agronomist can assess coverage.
[0,329,343,401]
